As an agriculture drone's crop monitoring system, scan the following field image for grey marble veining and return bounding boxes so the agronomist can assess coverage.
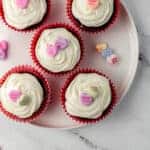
[0,0,150,150]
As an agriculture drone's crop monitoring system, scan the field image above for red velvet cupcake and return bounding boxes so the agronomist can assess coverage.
[0,0,50,32]
[66,0,120,33]
[61,68,117,124]
[30,23,84,75]
[0,65,51,122]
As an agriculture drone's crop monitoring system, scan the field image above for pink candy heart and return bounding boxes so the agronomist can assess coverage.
[107,54,119,64]
[0,40,8,60]
[8,90,22,103]
[87,0,100,9]
[80,93,93,106]
[47,44,58,57]
[46,37,69,57]
[15,0,29,9]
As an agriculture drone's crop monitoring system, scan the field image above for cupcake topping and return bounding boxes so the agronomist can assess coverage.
[0,73,44,118]
[87,0,100,10]
[8,89,22,103]
[80,93,93,106]
[35,28,81,73]
[15,0,29,9]
[65,73,112,119]
[0,40,9,60]
[47,37,69,57]
[80,86,99,106]
[2,0,47,30]
[72,0,114,27]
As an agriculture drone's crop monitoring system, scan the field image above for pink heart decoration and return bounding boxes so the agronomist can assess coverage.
[107,54,119,65]
[47,44,59,57]
[87,0,100,9]
[0,40,8,60]
[15,0,29,9]
[46,37,69,57]
[80,93,93,106]
[8,90,22,103]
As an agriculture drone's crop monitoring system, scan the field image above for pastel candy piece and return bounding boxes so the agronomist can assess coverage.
[96,43,108,52]
[87,0,100,9]
[0,48,7,59]
[83,86,99,99]
[0,40,8,60]
[101,48,113,58]
[8,90,22,102]
[47,44,58,57]
[80,93,93,106]
[107,54,119,64]
[15,0,29,9]
[0,40,8,50]
[55,37,69,49]
[19,95,30,106]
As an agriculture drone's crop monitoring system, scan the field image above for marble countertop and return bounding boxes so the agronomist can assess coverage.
[0,0,150,150]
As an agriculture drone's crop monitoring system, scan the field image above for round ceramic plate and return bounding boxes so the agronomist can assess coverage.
[0,0,139,129]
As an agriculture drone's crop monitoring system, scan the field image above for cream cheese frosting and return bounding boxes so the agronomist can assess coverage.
[35,28,81,73]
[72,0,114,27]
[0,73,44,118]
[65,73,112,119]
[2,0,47,29]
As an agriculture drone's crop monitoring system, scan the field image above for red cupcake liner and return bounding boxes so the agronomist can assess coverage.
[60,68,118,124]
[0,0,51,33]
[66,0,121,33]
[0,65,51,123]
[30,23,84,76]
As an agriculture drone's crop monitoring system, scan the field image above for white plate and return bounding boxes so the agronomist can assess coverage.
[0,0,139,129]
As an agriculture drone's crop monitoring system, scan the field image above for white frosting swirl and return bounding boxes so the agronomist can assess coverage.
[0,73,44,118]
[35,28,81,73]
[72,0,114,27]
[65,73,111,119]
[2,0,47,29]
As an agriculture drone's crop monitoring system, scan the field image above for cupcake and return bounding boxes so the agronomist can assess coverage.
[61,69,117,124]
[30,24,84,75]
[0,0,49,31]
[67,0,120,32]
[0,65,51,122]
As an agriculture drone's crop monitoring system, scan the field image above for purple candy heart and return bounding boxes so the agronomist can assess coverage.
[55,37,69,49]
[80,93,93,106]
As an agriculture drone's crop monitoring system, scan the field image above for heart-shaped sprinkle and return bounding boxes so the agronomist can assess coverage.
[80,93,93,106]
[8,90,22,102]
[0,40,8,60]
[15,0,29,9]
[55,37,69,49]
[47,44,58,57]
[107,54,119,64]
[87,0,100,9]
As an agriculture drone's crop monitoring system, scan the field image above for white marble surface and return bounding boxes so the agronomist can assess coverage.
[0,0,150,150]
